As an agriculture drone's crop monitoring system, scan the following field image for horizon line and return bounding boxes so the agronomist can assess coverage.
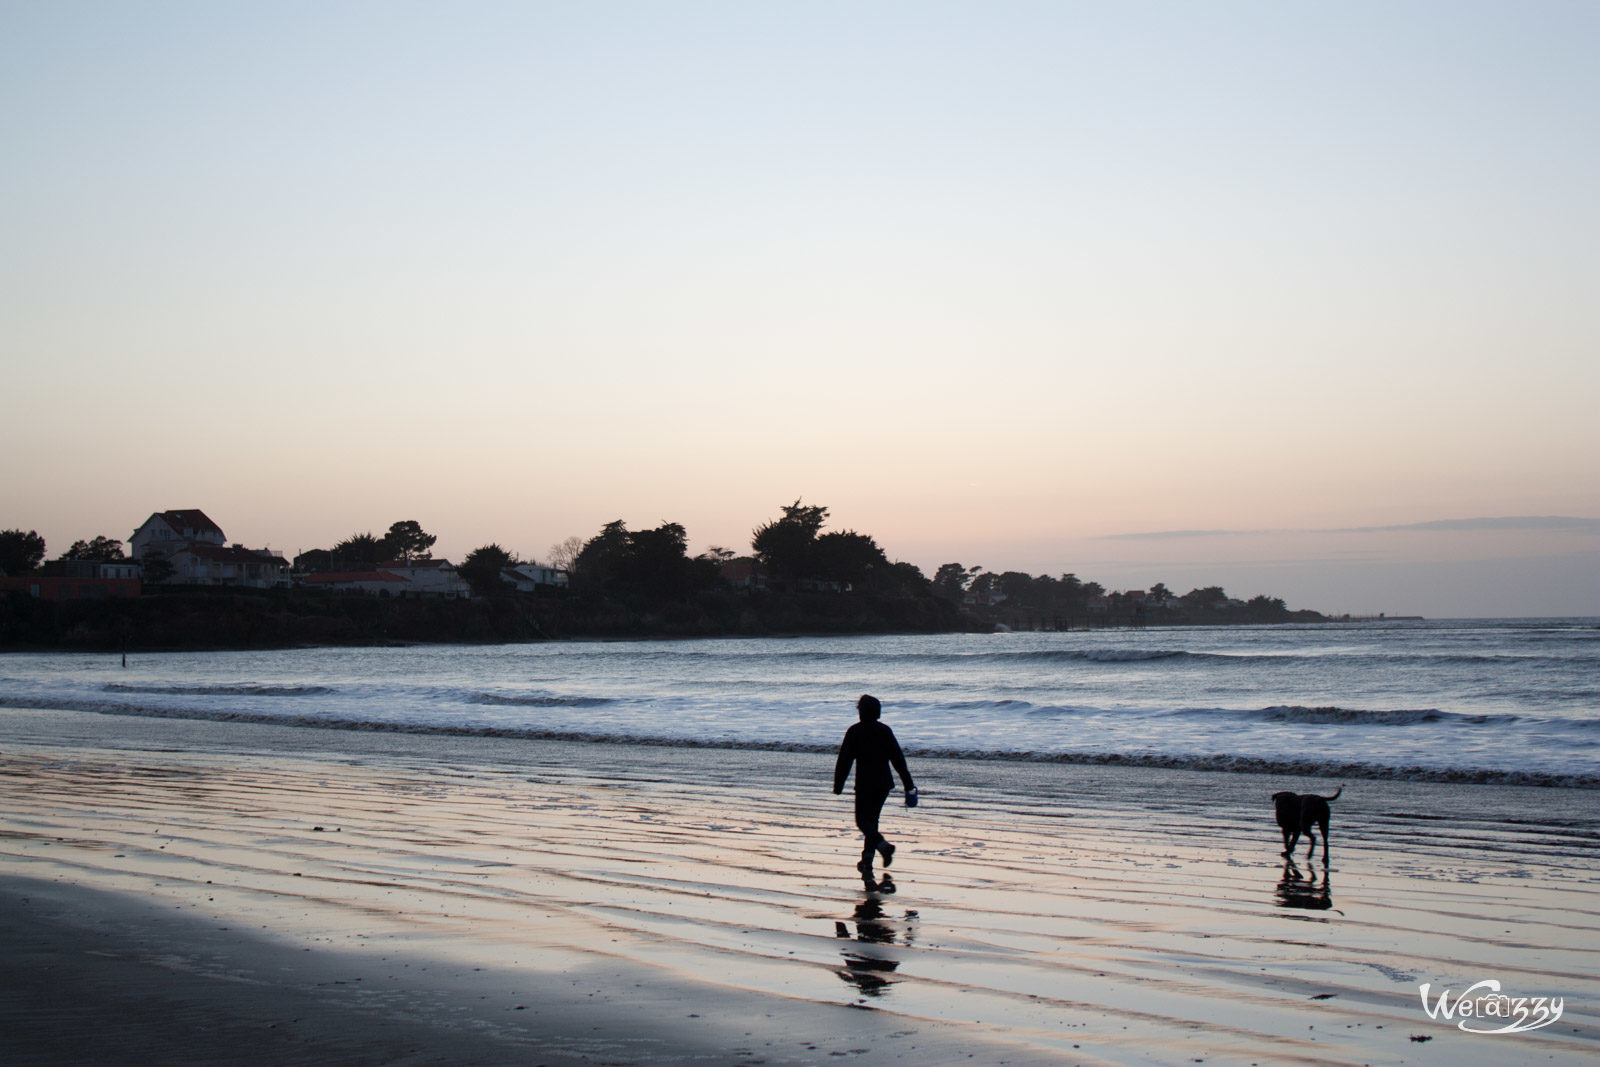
[1102,515,1600,541]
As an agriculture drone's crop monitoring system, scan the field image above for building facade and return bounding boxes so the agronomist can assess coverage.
[129,509,289,589]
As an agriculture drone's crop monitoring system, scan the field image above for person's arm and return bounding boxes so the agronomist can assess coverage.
[887,728,914,792]
[833,727,857,794]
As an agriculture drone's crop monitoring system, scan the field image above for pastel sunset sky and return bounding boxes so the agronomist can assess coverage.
[4,2,1596,617]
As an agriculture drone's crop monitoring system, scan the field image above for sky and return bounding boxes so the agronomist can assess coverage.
[2,1,1596,618]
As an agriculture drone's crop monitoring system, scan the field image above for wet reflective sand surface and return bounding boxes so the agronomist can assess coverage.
[2,706,1597,1064]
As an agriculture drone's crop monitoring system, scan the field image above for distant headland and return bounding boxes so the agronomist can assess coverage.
[2,502,1332,652]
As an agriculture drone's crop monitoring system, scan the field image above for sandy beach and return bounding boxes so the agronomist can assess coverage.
[1,704,1596,1065]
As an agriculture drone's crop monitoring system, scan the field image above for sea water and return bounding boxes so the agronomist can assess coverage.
[2,619,1596,786]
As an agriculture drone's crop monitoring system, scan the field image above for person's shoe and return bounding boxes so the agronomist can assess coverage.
[856,858,874,875]
[878,841,895,867]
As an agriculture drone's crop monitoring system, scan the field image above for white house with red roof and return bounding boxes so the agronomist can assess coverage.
[300,570,414,595]
[129,509,226,558]
[376,558,472,598]
[129,509,289,589]
[297,560,471,598]
[164,544,291,589]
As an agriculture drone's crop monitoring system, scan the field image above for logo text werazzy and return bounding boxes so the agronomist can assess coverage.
[1419,979,1563,1035]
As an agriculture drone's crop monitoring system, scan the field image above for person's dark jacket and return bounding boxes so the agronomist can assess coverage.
[833,720,914,795]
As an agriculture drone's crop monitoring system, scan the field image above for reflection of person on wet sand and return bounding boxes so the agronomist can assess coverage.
[833,694,916,876]
[834,885,919,998]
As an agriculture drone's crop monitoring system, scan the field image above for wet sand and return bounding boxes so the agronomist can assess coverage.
[1,705,1597,1065]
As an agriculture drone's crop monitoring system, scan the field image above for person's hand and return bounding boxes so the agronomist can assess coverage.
[832,786,842,795]
[905,786,919,808]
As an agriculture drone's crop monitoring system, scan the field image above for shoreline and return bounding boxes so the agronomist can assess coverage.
[3,706,1597,1064]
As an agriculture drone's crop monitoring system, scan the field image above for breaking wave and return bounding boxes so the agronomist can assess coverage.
[1249,705,1520,727]
[467,692,614,708]
[103,683,332,697]
[964,649,1218,664]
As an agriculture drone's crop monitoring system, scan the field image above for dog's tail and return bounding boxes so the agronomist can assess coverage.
[1326,785,1343,802]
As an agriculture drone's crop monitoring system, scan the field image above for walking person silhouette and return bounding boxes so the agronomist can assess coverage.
[834,694,917,875]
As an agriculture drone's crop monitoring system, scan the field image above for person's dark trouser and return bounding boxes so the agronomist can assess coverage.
[855,786,890,861]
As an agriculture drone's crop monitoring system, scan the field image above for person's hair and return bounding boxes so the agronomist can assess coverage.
[857,694,881,720]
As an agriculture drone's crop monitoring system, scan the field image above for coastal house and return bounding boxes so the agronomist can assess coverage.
[503,562,567,593]
[376,558,472,598]
[43,559,143,582]
[719,560,766,591]
[300,570,413,596]
[129,509,226,558]
[0,576,142,600]
[128,509,289,589]
[164,544,292,588]
[0,557,143,601]
[298,559,472,598]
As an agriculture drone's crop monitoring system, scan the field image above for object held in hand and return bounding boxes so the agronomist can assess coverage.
[906,786,919,808]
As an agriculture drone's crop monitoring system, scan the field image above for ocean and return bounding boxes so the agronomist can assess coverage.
[2,619,1596,787]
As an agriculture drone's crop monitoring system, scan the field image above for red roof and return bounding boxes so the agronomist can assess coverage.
[158,509,225,538]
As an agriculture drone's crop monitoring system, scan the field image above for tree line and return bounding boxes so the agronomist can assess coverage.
[292,520,438,572]
[4,503,1321,629]
[1,529,126,573]
[930,565,1313,626]
[282,500,936,603]
[556,500,932,606]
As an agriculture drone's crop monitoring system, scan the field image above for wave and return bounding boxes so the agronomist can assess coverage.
[467,692,614,708]
[1378,653,1584,667]
[935,698,1036,710]
[102,683,332,697]
[4,696,1593,789]
[916,701,1524,726]
[1248,705,1520,727]
[695,647,1245,666]
[1018,649,1207,663]
[898,697,1080,719]
[944,648,1232,665]
[973,649,1587,669]
[747,645,1595,670]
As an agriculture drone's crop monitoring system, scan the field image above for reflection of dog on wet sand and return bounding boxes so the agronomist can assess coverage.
[1271,786,1342,863]
[1275,860,1333,911]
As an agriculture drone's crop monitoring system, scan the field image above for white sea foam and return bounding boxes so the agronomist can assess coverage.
[3,619,1597,786]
